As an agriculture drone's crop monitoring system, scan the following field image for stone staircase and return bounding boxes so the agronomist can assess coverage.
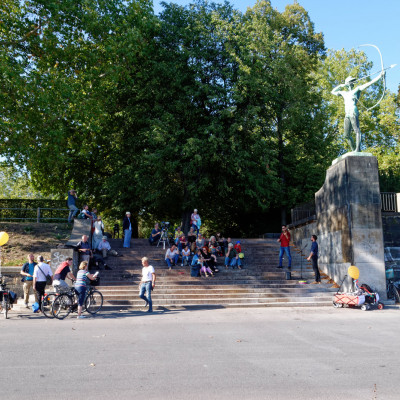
[95,238,336,310]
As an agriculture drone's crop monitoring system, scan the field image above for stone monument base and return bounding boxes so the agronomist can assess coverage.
[315,155,386,296]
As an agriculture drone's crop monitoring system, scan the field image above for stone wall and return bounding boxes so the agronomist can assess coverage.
[291,155,387,296]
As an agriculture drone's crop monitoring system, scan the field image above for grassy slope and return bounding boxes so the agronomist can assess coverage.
[0,222,72,267]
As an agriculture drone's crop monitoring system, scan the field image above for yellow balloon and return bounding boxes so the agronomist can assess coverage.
[0,232,9,246]
[348,265,359,280]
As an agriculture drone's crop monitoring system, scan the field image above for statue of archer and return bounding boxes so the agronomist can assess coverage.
[331,70,385,153]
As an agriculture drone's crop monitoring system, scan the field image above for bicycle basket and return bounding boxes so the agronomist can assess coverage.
[90,277,100,286]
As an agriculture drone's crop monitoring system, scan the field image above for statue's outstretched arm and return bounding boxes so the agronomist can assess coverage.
[357,71,385,92]
[331,83,345,96]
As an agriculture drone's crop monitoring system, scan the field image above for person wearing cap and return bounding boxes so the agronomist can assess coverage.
[92,216,104,250]
[149,223,161,246]
[97,236,119,258]
[123,212,133,248]
[190,209,201,236]
[331,70,385,152]
[234,241,242,253]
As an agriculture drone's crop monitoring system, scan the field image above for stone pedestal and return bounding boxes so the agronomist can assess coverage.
[50,249,79,275]
[315,155,386,296]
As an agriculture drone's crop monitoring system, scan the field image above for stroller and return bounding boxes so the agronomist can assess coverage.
[332,266,384,311]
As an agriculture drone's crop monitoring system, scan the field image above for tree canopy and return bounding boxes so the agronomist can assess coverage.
[1,0,399,235]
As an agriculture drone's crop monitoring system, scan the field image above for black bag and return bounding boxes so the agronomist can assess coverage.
[38,266,52,286]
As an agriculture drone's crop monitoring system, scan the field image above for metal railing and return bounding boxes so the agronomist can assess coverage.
[0,207,68,223]
[291,201,316,225]
[381,193,399,213]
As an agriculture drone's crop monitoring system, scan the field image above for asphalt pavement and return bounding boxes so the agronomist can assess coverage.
[1,306,399,400]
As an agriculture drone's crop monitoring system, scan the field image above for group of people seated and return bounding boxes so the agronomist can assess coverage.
[164,229,244,276]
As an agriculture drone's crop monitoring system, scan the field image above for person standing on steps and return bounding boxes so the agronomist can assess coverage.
[277,225,291,269]
[307,235,320,284]
[123,211,133,248]
[67,189,79,223]
[139,257,156,313]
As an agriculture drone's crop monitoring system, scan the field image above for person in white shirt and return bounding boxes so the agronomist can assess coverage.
[181,245,192,266]
[92,216,104,250]
[97,236,119,258]
[139,257,156,313]
[190,209,201,236]
[33,256,53,312]
[165,245,180,269]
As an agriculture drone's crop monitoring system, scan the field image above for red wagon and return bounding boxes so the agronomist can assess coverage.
[333,281,384,311]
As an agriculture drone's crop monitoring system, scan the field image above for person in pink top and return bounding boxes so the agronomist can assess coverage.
[277,225,291,269]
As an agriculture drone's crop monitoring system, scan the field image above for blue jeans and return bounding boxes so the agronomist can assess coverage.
[68,204,79,223]
[225,257,241,268]
[191,224,199,236]
[166,255,179,267]
[123,229,132,248]
[75,286,87,306]
[139,282,152,312]
[182,255,191,266]
[279,246,292,267]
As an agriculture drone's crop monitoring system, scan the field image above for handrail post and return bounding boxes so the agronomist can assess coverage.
[37,207,40,223]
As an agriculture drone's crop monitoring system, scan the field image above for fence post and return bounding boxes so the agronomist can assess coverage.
[37,207,40,223]
[397,193,400,213]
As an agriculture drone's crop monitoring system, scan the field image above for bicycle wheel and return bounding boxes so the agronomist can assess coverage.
[387,283,394,300]
[85,290,103,315]
[394,286,400,304]
[2,295,8,319]
[42,293,57,318]
[52,294,73,320]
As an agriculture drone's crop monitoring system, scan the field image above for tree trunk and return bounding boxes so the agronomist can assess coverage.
[181,210,192,235]
[277,114,287,226]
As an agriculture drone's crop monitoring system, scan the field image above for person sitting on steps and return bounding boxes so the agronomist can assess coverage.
[225,243,242,269]
[149,223,161,246]
[165,244,180,270]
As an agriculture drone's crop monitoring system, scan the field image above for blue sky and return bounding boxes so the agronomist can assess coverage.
[153,0,399,93]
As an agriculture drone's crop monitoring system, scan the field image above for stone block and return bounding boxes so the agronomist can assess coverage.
[50,248,79,275]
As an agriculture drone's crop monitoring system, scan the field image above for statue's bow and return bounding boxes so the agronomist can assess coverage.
[359,44,386,111]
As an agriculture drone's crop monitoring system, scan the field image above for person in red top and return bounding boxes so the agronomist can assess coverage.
[53,258,76,292]
[234,241,242,253]
[277,225,291,269]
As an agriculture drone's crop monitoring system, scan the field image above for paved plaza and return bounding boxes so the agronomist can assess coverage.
[1,306,399,400]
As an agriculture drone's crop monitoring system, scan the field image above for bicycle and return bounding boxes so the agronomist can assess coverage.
[387,279,400,303]
[40,290,59,318]
[52,277,103,320]
[0,275,12,319]
[386,266,400,303]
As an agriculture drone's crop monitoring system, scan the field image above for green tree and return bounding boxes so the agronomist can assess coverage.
[224,0,331,224]
[0,164,44,198]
